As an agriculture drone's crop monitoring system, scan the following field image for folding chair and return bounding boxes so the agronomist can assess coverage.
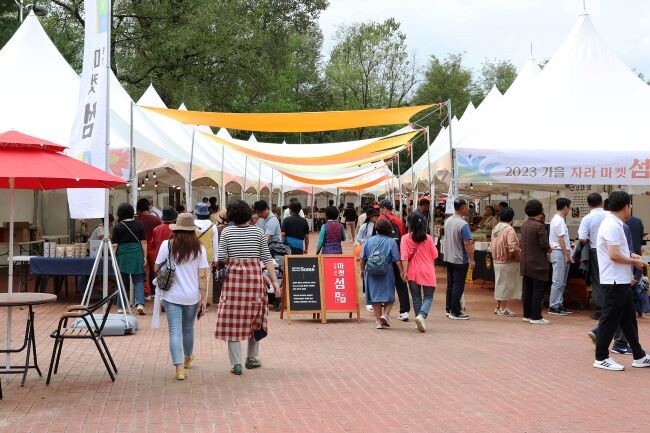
[46,291,119,385]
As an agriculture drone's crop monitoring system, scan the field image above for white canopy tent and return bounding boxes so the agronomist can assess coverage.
[454,13,650,186]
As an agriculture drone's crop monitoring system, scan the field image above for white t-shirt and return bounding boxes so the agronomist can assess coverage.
[596,213,632,285]
[155,240,209,305]
[549,214,570,251]
[283,207,305,220]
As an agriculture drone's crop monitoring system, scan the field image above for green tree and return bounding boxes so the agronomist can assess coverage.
[324,18,417,139]
[0,0,20,49]
[402,53,475,175]
[42,0,328,117]
[477,57,517,96]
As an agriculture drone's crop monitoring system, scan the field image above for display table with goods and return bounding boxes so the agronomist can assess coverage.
[29,256,116,296]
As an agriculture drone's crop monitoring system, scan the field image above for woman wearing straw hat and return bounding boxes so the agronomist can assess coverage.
[153,213,209,380]
[215,200,279,375]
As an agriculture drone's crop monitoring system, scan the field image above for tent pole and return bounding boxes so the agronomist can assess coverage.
[410,140,415,207]
[426,126,434,234]
[220,144,226,207]
[280,174,284,210]
[256,165,261,201]
[6,178,15,368]
[129,101,137,208]
[447,99,456,196]
[270,168,274,210]
[396,153,402,210]
[187,128,196,211]
[242,156,248,200]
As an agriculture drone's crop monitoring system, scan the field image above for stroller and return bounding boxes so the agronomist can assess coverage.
[266,241,292,311]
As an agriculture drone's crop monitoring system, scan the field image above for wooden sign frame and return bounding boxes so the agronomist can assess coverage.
[320,254,361,322]
[281,255,326,324]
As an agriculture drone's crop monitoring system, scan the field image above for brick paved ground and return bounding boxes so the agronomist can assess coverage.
[1,233,650,432]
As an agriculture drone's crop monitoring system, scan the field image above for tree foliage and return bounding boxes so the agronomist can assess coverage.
[0,0,20,48]
[4,1,526,171]
[477,57,517,96]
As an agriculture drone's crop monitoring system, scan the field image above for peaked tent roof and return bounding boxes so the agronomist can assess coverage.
[457,14,650,152]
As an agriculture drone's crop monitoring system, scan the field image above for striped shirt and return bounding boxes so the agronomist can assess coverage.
[218,225,273,264]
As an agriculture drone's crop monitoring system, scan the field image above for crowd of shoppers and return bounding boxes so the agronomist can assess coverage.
[105,190,650,377]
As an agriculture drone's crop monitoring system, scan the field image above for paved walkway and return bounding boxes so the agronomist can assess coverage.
[1,235,650,432]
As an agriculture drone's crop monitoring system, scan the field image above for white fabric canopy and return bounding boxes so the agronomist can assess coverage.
[455,14,650,185]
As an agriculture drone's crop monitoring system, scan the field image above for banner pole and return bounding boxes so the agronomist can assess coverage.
[102,2,112,298]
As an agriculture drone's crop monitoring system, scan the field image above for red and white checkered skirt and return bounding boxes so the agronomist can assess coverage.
[214,258,268,341]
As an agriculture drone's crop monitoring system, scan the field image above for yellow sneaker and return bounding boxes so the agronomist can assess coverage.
[184,355,194,369]
[176,368,186,380]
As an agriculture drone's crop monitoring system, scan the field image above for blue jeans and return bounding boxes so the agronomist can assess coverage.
[409,282,435,319]
[163,300,199,365]
[550,250,569,309]
[118,273,145,307]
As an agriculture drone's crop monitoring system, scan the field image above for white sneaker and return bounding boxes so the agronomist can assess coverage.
[593,357,624,371]
[366,305,374,313]
[380,314,391,328]
[398,312,409,321]
[375,320,384,329]
[522,317,531,322]
[414,315,426,332]
[501,308,516,317]
[145,295,153,302]
[136,304,146,315]
[529,318,551,325]
[632,354,650,368]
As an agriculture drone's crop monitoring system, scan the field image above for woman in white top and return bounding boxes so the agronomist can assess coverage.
[154,213,209,380]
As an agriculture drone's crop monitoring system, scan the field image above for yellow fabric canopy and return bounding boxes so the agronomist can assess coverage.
[142,105,432,132]
[202,131,417,166]
[279,168,377,185]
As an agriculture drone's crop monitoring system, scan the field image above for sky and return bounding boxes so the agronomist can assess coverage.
[319,0,650,78]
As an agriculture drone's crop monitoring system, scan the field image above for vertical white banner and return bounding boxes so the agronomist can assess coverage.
[66,0,110,219]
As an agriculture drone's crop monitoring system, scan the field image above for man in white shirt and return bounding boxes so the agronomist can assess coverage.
[282,198,305,220]
[578,193,607,319]
[549,198,573,315]
[593,190,650,371]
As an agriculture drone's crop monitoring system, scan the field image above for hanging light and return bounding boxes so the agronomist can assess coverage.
[137,187,141,191]
[155,181,159,188]
[126,181,130,187]
[470,183,474,190]
[145,172,149,182]
[153,172,157,179]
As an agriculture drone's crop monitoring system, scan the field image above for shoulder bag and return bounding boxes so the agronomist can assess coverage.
[157,241,176,291]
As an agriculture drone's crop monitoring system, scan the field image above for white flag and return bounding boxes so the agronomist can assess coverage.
[66,0,111,219]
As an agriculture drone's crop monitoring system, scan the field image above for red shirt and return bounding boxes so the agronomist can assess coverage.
[151,223,172,259]
[380,212,406,237]
[136,213,162,251]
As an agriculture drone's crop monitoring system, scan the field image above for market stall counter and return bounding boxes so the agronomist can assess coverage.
[29,257,116,296]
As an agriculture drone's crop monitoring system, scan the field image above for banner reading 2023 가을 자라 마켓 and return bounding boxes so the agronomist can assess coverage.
[455,149,650,186]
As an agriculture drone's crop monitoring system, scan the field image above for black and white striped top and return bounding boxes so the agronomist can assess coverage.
[218,224,273,264]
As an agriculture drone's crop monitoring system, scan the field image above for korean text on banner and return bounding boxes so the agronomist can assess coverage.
[66,0,111,219]
[321,256,358,312]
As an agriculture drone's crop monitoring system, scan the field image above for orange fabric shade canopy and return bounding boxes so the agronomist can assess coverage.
[142,105,432,132]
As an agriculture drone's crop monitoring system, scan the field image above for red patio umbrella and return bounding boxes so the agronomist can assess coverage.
[0,130,125,367]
